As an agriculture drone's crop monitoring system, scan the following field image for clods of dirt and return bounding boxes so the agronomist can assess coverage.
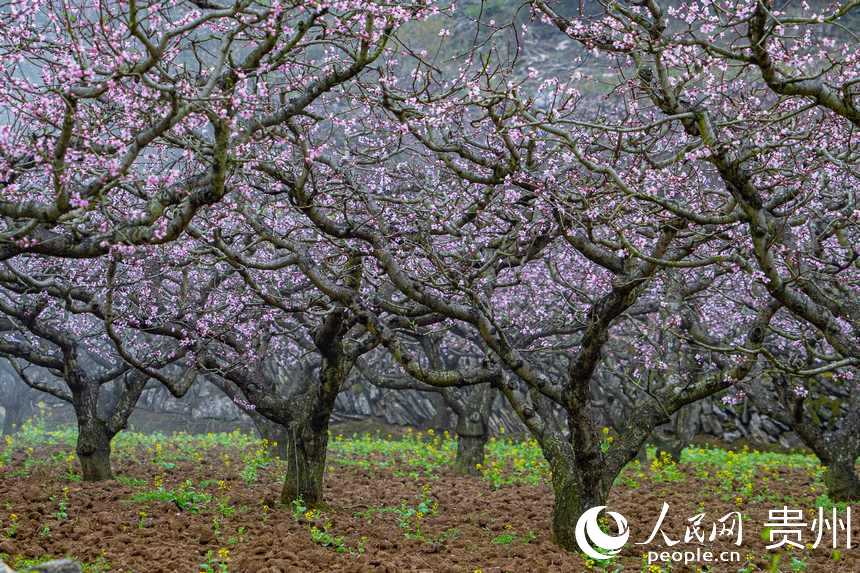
[1,444,857,572]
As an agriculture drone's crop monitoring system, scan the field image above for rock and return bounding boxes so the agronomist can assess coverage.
[723,430,742,442]
[20,560,83,573]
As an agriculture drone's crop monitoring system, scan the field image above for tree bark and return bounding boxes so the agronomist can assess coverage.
[72,376,121,482]
[752,376,860,503]
[281,422,329,507]
[454,409,488,475]
[653,401,700,463]
[550,457,610,551]
[2,403,26,436]
[653,434,684,463]
[824,456,860,501]
[635,444,648,466]
[278,325,353,508]
[76,419,114,481]
[427,392,451,430]
[1,389,32,436]
[456,433,488,475]
[254,414,289,459]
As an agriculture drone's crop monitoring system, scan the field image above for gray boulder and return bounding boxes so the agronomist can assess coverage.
[0,560,82,573]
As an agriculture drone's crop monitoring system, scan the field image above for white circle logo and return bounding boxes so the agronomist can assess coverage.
[574,506,630,561]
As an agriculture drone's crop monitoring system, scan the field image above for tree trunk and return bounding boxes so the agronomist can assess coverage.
[824,456,860,501]
[278,320,352,509]
[654,441,683,463]
[550,459,609,551]
[652,402,699,463]
[426,392,451,431]
[456,433,488,475]
[70,375,116,481]
[2,405,24,436]
[254,415,289,459]
[455,409,489,475]
[1,393,31,436]
[76,420,114,481]
[635,444,648,466]
[281,423,329,507]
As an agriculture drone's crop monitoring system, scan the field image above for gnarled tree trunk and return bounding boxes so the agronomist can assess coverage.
[451,385,495,475]
[70,370,147,482]
[254,414,290,460]
[2,401,29,436]
[281,421,330,507]
[750,375,860,503]
[824,454,860,502]
[0,373,34,436]
[455,418,488,476]
[71,376,115,482]
[653,402,700,463]
[76,418,114,481]
[549,455,611,551]
[280,346,349,507]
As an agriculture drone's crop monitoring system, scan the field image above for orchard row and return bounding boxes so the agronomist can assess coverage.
[0,0,857,553]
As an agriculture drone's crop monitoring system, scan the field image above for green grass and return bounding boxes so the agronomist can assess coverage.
[490,529,536,545]
[330,428,550,487]
[129,479,213,513]
[0,417,840,500]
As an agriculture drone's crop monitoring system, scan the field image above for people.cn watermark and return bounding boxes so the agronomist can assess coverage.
[574,503,853,566]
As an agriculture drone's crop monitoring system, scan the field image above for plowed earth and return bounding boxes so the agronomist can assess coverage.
[1,441,857,572]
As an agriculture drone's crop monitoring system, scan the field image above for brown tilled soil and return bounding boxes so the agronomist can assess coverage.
[0,446,857,573]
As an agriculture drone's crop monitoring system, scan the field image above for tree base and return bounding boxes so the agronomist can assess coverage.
[455,434,487,476]
[280,427,328,508]
[825,462,860,502]
[79,450,114,481]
